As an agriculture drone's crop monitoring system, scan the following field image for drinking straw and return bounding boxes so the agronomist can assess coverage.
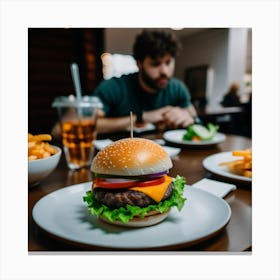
[70,63,83,117]
[70,63,82,101]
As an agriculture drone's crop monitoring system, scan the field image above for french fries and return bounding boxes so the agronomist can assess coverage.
[220,149,252,178]
[28,133,57,160]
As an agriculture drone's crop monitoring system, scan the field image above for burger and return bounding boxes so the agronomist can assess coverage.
[83,138,186,227]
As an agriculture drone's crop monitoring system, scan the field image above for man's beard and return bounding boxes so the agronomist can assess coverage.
[140,69,170,91]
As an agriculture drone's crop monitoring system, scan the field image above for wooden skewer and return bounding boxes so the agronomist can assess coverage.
[130,111,134,138]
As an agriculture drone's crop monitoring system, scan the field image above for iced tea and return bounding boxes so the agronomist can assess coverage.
[62,119,96,169]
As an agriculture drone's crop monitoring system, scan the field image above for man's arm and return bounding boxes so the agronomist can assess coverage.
[96,114,136,134]
[162,105,197,129]
[185,104,197,118]
[96,106,173,134]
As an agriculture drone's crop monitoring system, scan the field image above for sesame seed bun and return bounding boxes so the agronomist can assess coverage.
[91,138,172,176]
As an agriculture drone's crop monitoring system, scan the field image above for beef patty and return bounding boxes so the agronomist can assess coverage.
[94,182,174,208]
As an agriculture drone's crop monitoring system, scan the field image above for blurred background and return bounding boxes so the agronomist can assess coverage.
[28,28,252,137]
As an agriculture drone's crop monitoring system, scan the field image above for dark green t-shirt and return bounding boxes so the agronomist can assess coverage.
[93,73,192,117]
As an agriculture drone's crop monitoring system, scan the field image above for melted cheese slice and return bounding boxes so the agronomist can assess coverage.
[129,175,173,203]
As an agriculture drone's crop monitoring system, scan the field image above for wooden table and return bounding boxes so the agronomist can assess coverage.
[28,132,252,252]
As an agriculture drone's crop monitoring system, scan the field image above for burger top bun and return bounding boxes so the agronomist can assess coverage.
[91,138,172,176]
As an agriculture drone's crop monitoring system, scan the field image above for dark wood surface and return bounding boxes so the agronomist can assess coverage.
[28,28,104,134]
[28,132,252,252]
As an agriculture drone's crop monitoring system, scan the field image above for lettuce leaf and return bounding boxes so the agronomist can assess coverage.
[182,125,195,140]
[182,123,219,141]
[83,175,186,223]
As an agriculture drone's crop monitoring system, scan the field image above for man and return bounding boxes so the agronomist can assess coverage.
[94,30,197,134]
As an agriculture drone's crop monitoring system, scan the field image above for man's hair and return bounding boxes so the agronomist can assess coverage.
[133,30,181,61]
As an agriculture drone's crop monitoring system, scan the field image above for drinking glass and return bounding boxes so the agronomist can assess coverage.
[52,95,102,170]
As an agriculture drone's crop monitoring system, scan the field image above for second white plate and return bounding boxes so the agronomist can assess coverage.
[163,129,226,147]
[202,151,252,183]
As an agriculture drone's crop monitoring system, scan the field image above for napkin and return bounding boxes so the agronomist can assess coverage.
[154,139,165,145]
[153,139,181,157]
[162,146,181,158]
[192,178,236,198]
[94,139,113,150]
[126,123,156,133]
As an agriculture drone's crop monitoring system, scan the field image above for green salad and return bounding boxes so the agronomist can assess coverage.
[182,123,219,141]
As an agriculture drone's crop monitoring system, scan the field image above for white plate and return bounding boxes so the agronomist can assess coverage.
[202,151,252,183]
[32,182,231,250]
[163,129,226,146]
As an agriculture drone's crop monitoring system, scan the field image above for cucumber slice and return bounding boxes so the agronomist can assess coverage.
[191,124,212,140]
[207,123,219,139]
[183,123,219,141]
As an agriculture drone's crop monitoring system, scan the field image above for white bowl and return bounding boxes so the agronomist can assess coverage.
[28,145,62,188]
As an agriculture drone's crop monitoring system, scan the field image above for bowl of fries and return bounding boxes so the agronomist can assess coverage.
[28,133,62,187]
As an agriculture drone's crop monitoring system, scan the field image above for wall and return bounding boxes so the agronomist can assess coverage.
[227,28,248,94]
[28,28,103,133]
[175,29,229,104]
[104,28,250,105]
[105,28,143,54]
[104,28,206,54]
[175,28,250,104]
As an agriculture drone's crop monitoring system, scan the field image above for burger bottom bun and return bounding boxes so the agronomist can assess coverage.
[98,209,171,228]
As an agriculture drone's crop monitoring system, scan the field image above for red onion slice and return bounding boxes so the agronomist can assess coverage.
[103,178,139,183]
[146,170,168,178]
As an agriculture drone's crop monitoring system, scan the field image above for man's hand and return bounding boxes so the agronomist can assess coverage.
[143,105,195,130]
[162,106,194,129]
[142,106,173,124]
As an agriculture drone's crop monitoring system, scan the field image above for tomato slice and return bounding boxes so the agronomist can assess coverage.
[94,176,165,189]
[95,178,138,189]
[192,136,201,141]
[136,176,165,187]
